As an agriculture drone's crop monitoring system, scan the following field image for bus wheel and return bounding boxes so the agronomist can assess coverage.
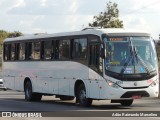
[77,84,92,107]
[59,96,75,101]
[3,88,7,91]
[24,81,42,101]
[120,99,133,106]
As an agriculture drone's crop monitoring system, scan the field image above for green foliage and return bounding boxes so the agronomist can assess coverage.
[0,30,8,44]
[89,1,123,28]
[0,30,23,43]
[8,31,23,38]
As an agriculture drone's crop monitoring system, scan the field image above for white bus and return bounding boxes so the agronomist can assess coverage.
[3,28,159,107]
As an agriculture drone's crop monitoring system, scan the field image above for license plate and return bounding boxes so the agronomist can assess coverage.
[132,95,141,99]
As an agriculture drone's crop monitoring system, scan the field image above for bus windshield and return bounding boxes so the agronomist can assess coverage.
[104,37,158,75]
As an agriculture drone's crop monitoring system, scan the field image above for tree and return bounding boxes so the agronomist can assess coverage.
[0,30,23,42]
[0,30,8,44]
[8,31,23,38]
[89,1,123,28]
[0,30,23,44]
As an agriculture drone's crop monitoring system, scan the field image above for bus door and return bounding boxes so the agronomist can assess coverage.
[88,42,101,98]
[89,40,103,74]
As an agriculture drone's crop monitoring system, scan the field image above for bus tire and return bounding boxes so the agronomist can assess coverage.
[77,84,92,107]
[33,93,42,101]
[3,88,7,91]
[59,96,75,101]
[24,81,42,101]
[120,99,133,106]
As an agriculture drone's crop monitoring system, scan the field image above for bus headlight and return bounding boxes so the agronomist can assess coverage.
[150,80,158,87]
[107,81,120,88]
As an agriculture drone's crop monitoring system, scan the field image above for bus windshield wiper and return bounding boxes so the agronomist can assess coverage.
[120,53,134,74]
[120,38,134,74]
[133,46,151,75]
[121,38,151,75]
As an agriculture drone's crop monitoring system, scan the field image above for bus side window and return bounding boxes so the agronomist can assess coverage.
[4,44,11,61]
[43,40,53,60]
[27,42,32,60]
[18,43,25,60]
[4,44,7,61]
[55,40,59,59]
[51,41,55,60]
[72,38,87,59]
[11,43,15,61]
[32,42,41,60]
[89,44,99,66]
[71,38,88,65]
[89,36,103,75]
[59,40,70,59]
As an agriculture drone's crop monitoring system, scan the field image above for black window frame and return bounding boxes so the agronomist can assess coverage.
[72,37,88,60]
[17,42,26,61]
[88,35,103,75]
[4,43,11,61]
[31,41,41,60]
[41,40,54,60]
[3,34,101,65]
[58,39,71,60]
[10,43,16,61]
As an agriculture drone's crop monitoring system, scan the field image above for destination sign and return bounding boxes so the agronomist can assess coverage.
[109,37,127,41]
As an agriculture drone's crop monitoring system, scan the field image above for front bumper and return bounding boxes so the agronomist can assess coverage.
[99,81,159,99]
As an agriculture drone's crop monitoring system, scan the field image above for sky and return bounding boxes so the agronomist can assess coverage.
[0,0,160,39]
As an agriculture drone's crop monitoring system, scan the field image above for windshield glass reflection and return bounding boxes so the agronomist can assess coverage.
[104,37,158,74]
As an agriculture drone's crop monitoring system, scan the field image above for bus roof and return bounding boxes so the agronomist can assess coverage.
[4,28,150,42]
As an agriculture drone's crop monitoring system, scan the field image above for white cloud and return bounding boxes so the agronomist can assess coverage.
[41,0,47,6]
[119,0,160,14]
[0,0,160,39]
[13,0,25,7]
[117,0,160,39]
[0,0,95,34]
[7,0,83,15]
[68,0,81,14]
[123,15,151,31]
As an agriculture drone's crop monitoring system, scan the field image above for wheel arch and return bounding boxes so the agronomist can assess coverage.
[74,79,89,97]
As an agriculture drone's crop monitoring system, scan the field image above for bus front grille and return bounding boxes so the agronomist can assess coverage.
[122,86,148,89]
[121,91,149,98]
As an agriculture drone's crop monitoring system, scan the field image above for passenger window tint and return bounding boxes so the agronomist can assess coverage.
[4,44,10,61]
[31,42,41,60]
[44,41,53,60]
[73,38,87,59]
[19,43,25,60]
[11,43,15,61]
[59,40,70,59]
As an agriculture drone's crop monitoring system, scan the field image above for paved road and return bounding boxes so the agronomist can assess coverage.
[0,90,160,120]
